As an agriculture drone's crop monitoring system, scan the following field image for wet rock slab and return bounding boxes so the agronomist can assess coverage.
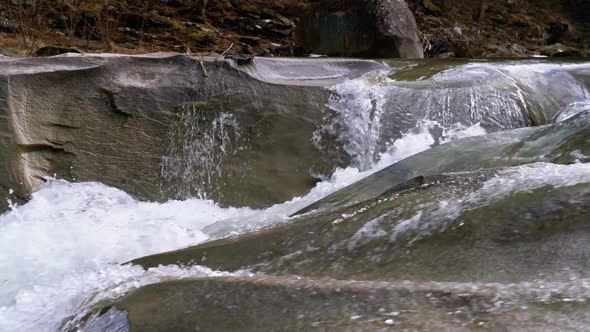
[130,112,590,283]
[132,165,590,284]
[81,275,590,332]
[0,53,386,211]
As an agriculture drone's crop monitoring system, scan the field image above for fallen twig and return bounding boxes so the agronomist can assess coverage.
[220,43,234,57]
[198,59,208,77]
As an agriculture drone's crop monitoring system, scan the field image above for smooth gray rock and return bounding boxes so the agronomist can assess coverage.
[132,164,590,284]
[0,53,387,211]
[79,275,590,331]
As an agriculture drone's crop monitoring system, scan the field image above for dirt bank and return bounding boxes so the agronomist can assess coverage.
[0,0,588,57]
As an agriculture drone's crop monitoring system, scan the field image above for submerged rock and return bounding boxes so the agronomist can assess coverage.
[32,46,82,57]
[224,54,255,66]
[296,0,424,58]
[540,43,583,57]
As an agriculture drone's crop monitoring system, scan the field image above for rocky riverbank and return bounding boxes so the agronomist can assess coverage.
[1,0,589,58]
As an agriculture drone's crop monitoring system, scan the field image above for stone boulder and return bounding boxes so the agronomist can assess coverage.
[0,53,387,212]
[296,0,424,58]
[540,43,583,57]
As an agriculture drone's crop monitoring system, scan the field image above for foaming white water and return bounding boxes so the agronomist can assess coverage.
[0,113,488,331]
[313,61,590,176]
[314,70,490,171]
[0,180,255,312]
[0,263,249,332]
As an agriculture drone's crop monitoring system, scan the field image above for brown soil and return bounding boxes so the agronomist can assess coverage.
[410,0,590,58]
[0,0,588,58]
[0,0,307,56]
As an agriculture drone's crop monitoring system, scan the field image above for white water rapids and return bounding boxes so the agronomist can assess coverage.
[0,119,486,331]
[1,60,589,331]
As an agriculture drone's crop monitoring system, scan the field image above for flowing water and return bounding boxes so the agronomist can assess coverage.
[160,103,243,200]
[1,59,590,331]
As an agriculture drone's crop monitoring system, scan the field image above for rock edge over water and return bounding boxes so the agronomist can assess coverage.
[0,53,387,211]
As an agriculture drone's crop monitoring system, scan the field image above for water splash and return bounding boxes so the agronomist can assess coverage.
[160,103,242,200]
[314,71,389,170]
[314,69,488,171]
[314,69,518,171]
[0,263,250,332]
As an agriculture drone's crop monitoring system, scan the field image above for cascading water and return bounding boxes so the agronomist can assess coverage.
[314,71,389,170]
[1,59,590,331]
[313,69,499,171]
[313,61,590,174]
[160,103,242,200]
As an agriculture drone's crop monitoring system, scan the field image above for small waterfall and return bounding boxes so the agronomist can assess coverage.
[314,70,495,171]
[314,71,388,171]
[160,103,242,200]
[314,62,590,172]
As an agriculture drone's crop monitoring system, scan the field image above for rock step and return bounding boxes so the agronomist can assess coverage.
[79,275,590,332]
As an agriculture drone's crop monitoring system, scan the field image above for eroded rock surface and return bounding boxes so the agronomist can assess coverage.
[0,53,387,211]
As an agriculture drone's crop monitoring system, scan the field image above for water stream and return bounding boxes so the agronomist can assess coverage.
[1,59,590,331]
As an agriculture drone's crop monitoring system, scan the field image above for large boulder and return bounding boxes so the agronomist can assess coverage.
[0,54,386,211]
[296,0,424,58]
